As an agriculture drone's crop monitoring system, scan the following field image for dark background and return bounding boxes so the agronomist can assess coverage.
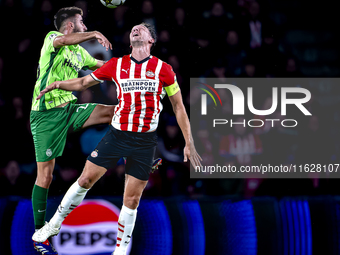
[1,0,339,198]
[1,1,340,255]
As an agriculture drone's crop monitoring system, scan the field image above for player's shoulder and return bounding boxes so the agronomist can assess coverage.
[107,56,120,64]
[151,55,167,65]
[44,31,63,41]
[153,56,174,75]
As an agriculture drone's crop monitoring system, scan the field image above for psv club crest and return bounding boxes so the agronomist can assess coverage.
[146,70,155,78]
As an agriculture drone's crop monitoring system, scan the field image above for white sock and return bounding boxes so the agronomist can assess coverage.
[49,180,89,228]
[114,205,137,255]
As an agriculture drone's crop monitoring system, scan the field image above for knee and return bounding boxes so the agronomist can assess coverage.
[124,195,141,209]
[78,176,94,189]
[104,105,115,123]
[37,160,55,188]
[36,171,53,188]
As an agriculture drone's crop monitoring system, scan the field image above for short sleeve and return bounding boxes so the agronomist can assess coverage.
[81,47,98,70]
[90,57,117,82]
[43,31,63,53]
[160,62,180,96]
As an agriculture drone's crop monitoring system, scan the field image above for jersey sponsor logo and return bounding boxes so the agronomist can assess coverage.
[64,57,81,72]
[46,149,52,157]
[52,199,132,255]
[121,79,157,93]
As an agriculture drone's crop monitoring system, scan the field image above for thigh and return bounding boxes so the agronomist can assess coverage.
[30,110,68,162]
[67,103,98,132]
[81,104,115,129]
[125,139,157,181]
[87,127,122,169]
[78,160,108,189]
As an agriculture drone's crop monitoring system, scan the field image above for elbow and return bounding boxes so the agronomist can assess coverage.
[173,102,185,115]
[55,36,67,47]
[59,37,66,46]
[79,84,86,92]
[79,78,88,91]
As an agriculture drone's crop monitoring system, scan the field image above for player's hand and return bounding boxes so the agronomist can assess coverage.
[184,141,203,169]
[36,82,60,100]
[94,31,112,51]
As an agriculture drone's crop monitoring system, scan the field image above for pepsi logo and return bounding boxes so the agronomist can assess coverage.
[52,199,132,255]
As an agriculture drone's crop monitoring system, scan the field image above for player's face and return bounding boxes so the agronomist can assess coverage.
[130,25,153,47]
[72,14,87,33]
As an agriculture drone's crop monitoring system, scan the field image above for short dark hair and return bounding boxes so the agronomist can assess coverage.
[140,22,157,50]
[54,7,83,31]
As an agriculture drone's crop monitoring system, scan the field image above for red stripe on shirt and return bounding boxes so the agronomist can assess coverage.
[141,93,155,132]
[131,62,143,132]
[132,92,142,132]
[120,92,131,131]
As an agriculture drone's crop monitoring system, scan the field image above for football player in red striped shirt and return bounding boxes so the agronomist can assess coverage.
[33,22,202,255]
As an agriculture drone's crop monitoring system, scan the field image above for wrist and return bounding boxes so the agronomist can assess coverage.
[92,31,100,39]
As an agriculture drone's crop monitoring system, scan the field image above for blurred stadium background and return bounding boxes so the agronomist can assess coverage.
[1,0,340,254]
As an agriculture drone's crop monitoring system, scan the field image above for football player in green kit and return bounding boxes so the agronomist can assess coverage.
[30,6,115,254]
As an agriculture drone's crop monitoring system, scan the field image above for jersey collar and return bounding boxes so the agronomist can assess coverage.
[130,55,152,64]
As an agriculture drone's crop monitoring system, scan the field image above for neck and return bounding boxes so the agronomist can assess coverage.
[131,46,151,62]
[60,27,72,35]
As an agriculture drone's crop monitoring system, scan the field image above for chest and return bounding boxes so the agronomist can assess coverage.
[116,60,163,94]
[58,46,84,72]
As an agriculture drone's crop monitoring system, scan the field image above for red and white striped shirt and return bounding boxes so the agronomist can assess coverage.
[91,55,177,132]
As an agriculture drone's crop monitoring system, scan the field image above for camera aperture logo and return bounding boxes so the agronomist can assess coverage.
[199,83,312,128]
[198,82,223,114]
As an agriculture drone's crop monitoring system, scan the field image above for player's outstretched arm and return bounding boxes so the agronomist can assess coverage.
[89,60,107,70]
[169,91,203,169]
[36,74,99,100]
[53,31,112,51]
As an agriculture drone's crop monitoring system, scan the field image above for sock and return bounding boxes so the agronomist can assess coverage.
[49,181,89,229]
[115,205,137,255]
[32,184,48,230]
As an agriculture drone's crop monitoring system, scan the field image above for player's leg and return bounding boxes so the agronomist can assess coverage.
[30,108,75,255]
[114,130,157,255]
[32,160,108,243]
[32,160,60,254]
[32,159,55,230]
[33,126,122,242]
[114,174,148,255]
[49,160,107,228]
[31,108,69,229]
[82,104,115,128]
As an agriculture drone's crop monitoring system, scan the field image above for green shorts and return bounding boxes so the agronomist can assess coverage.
[30,102,97,162]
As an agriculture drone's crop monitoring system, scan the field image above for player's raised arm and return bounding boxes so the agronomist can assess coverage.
[53,31,112,51]
[52,7,112,51]
[89,59,107,70]
[36,74,99,100]
[168,90,203,169]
